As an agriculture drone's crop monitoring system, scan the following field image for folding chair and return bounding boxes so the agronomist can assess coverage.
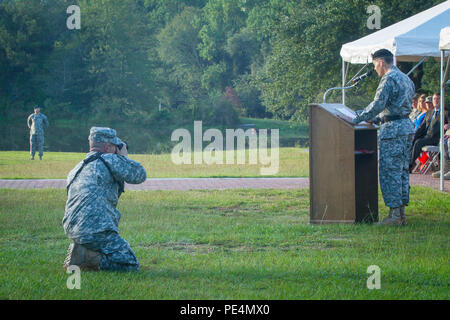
[412,152,428,173]
[420,145,440,174]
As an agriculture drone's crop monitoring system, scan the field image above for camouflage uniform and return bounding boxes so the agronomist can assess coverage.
[408,108,420,122]
[27,113,49,158]
[63,127,147,271]
[353,65,415,209]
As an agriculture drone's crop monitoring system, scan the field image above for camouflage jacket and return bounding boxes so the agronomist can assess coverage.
[353,65,415,139]
[27,113,49,135]
[63,152,147,238]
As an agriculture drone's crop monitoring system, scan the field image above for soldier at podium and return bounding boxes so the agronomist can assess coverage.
[351,49,415,226]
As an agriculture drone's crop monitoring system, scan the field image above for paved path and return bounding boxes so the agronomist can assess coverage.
[409,174,450,193]
[0,175,448,192]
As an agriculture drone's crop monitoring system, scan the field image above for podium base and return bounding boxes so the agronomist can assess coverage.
[309,219,355,224]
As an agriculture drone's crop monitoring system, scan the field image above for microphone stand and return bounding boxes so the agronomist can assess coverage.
[323,70,372,104]
[323,82,360,104]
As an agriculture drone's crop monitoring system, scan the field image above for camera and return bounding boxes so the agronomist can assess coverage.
[117,141,129,151]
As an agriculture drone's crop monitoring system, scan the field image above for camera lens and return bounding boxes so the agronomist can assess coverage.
[117,141,128,151]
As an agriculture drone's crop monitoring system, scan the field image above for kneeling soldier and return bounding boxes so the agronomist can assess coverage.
[63,127,147,271]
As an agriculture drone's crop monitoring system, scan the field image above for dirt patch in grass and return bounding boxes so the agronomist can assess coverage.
[207,204,258,217]
[138,242,216,254]
[138,241,336,254]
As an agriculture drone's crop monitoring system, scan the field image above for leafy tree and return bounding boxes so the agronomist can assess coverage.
[198,0,247,63]
[157,6,206,107]
[225,28,260,77]
[72,0,161,122]
[233,73,268,118]
[0,0,66,117]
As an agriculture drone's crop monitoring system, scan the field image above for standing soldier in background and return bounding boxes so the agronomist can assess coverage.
[27,105,49,160]
[352,49,415,226]
[63,127,147,271]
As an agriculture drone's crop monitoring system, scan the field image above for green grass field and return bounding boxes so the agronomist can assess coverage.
[0,187,448,299]
[0,149,309,179]
[239,117,308,140]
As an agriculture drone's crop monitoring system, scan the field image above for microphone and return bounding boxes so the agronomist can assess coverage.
[352,70,373,83]
[323,69,373,103]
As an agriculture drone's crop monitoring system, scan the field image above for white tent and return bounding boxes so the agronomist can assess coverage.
[439,26,450,190]
[440,26,450,50]
[336,2,450,191]
[341,1,450,63]
[337,1,450,106]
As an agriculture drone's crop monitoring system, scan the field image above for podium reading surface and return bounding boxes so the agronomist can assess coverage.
[309,103,378,224]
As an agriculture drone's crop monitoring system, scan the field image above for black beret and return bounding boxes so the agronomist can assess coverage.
[371,49,394,60]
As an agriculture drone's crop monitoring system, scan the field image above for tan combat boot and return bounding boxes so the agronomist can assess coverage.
[400,206,407,226]
[63,242,101,271]
[379,207,403,226]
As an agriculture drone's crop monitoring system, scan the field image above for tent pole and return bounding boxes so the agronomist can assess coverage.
[342,59,346,105]
[440,50,446,191]
[346,63,368,86]
[444,54,450,83]
[406,57,426,76]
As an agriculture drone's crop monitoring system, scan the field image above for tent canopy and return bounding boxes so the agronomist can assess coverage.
[440,26,450,50]
[341,1,450,64]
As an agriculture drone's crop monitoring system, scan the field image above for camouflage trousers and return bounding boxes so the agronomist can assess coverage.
[379,134,414,208]
[73,231,140,272]
[30,134,44,157]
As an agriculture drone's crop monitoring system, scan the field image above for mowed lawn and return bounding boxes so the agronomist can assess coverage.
[0,187,448,299]
[0,149,308,179]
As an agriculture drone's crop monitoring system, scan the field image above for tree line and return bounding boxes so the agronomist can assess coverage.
[0,0,445,152]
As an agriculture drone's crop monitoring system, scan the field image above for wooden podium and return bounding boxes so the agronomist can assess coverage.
[309,103,378,224]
